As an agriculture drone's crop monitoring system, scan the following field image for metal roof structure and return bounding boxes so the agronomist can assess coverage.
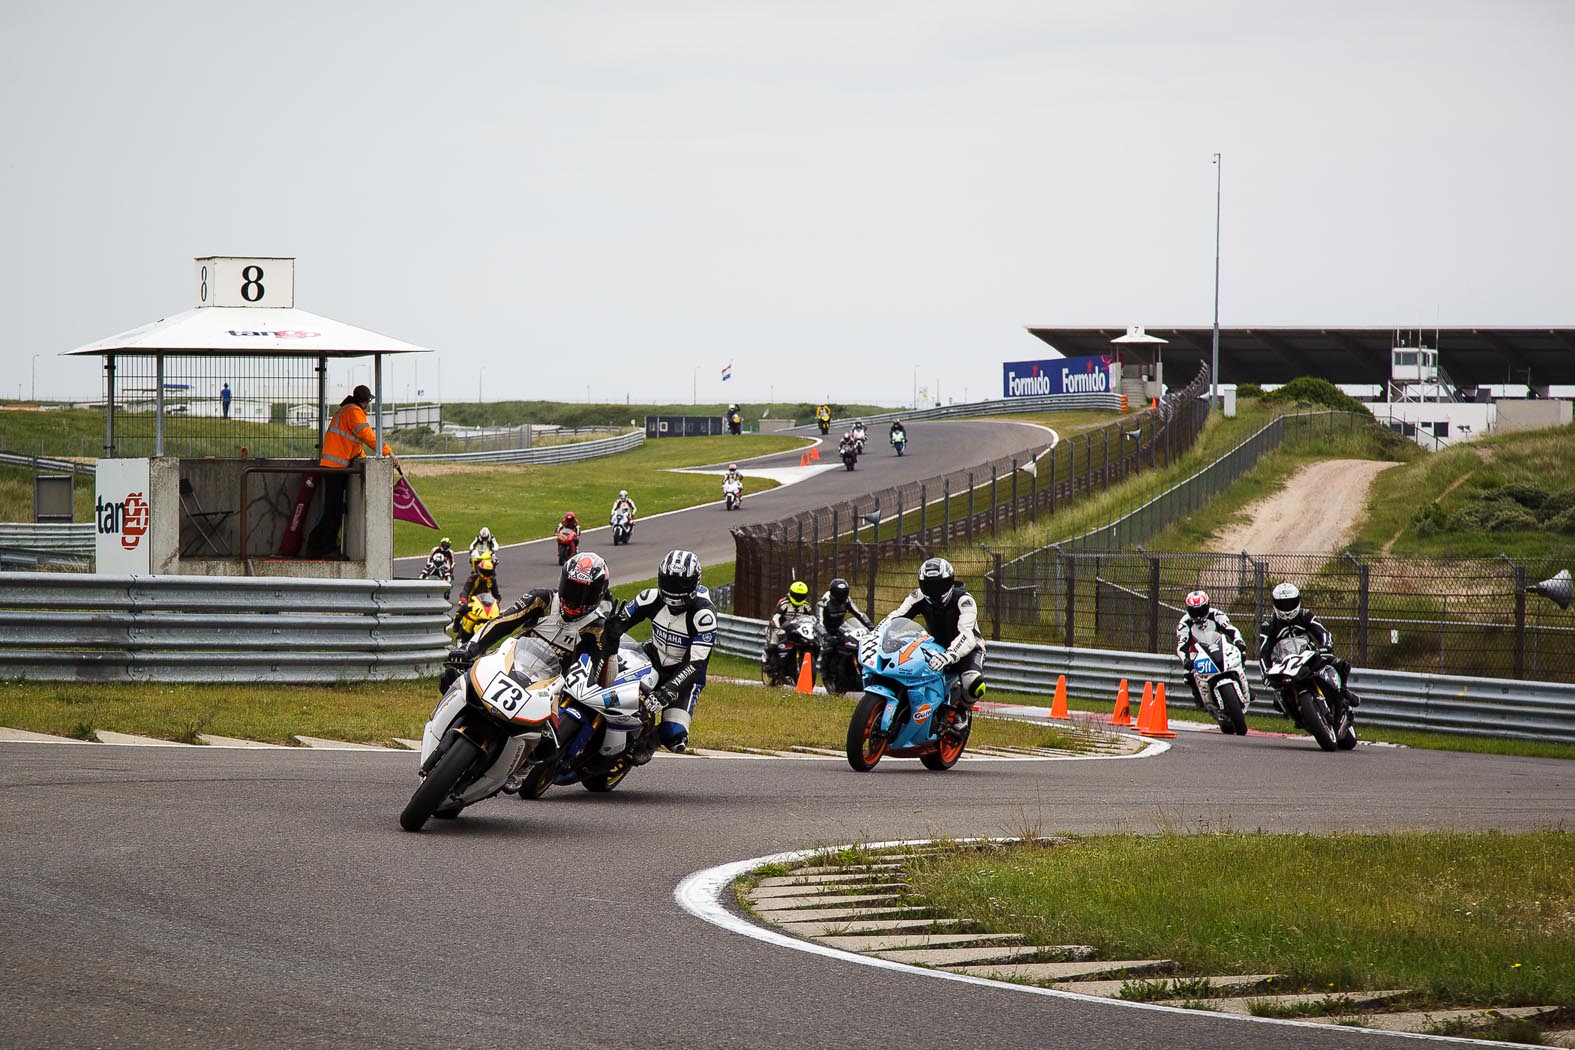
[1025,327,1575,388]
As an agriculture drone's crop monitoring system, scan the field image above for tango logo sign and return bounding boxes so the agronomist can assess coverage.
[1002,355,1112,398]
[97,491,149,550]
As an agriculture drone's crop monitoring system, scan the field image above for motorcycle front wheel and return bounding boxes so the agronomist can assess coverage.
[516,760,556,799]
[1298,689,1338,752]
[582,763,632,792]
[1336,711,1359,751]
[400,735,482,832]
[1219,681,1248,736]
[846,693,889,771]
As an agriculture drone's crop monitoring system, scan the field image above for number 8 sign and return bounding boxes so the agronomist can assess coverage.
[193,256,295,309]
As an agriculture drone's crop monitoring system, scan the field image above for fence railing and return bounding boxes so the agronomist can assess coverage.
[401,429,644,465]
[0,522,95,554]
[0,573,450,683]
[0,450,95,477]
[711,612,1575,743]
[729,367,1214,619]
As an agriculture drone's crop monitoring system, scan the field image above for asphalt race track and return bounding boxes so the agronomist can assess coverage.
[394,417,1056,598]
[3,732,1571,1050]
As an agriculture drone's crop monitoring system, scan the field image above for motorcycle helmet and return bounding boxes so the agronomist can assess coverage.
[787,580,810,609]
[619,489,628,499]
[918,558,956,603]
[1184,590,1211,623]
[1272,582,1302,621]
[658,549,702,610]
[478,526,491,541]
[476,555,494,572]
[563,511,578,527]
[728,463,738,472]
[828,577,850,602]
[559,551,610,618]
[439,538,451,551]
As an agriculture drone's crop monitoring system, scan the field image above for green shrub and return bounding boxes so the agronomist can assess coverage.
[1236,383,1265,399]
[1264,377,1368,414]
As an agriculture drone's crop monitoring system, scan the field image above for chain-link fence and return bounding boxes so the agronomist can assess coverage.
[730,366,1214,618]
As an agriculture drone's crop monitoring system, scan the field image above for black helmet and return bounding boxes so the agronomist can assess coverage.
[657,549,702,610]
[439,537,451,551]
[1272,582,1302,621]
[1184,590,1211,623]
[918,557,956,602]
[829,577,850,602]
[559,551,610,618]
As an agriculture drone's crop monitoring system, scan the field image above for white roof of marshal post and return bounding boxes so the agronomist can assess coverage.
[1110,325,1168,344]
[66,306,430,358]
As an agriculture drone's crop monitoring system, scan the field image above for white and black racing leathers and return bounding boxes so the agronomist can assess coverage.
[1174,608,1245,707]
[604,588,717,752]
[880,584,986,700]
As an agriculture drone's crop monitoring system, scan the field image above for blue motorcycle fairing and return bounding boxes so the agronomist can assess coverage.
[857,617,955,752]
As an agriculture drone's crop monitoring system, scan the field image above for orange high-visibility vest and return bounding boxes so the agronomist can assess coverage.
[319,403,389,467]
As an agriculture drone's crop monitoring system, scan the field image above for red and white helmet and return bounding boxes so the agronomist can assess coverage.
[1184,590,1211,623]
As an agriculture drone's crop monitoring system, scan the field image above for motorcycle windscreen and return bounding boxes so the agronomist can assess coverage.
[880,617,927,657]
[1271,633,1313,662]
[510,636,562,686]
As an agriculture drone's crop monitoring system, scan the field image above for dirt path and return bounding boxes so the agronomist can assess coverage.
[1209,459,1398,554]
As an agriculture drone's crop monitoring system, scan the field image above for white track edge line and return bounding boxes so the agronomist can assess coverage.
[674,839,1530,1049]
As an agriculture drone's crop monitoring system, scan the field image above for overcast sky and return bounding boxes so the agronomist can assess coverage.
[2,1,1571,408]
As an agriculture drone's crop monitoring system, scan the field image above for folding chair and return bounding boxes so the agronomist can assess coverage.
[179,478,234,556]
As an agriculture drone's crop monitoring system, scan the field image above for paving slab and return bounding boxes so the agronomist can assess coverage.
[875,945,1055,966]
[196,734,286,748]
[949,958,1172,980]
[785,863,903,876]
[291,735,397,750]
[748,881,905,900]
[820,932,1021,952]
[1060,974,1283,999]
[776,917,962,937]
[93,730,194,746]
[748,893,906,912]
[391,738,422,750]
[1304,1005,1559,1033]
[754,905,927,923]
[1160,989,1410,1017]
[757,872,898,887]
[0,727,86,743]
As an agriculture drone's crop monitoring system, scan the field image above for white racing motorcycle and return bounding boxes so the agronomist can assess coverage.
[722,476,743,511]
[1185,621,1252,735]
[403,635,655,831]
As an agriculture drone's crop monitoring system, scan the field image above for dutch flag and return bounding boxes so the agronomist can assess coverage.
[721,362,733,382]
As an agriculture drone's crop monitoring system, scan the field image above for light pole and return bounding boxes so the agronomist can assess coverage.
[31,354,39,401]
[478,366,485,404]
[1211,152,1222,408]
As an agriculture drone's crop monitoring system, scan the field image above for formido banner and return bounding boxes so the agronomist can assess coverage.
[1001,355,1113,398]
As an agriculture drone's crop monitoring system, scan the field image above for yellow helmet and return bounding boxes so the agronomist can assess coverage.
[788,580,810,608]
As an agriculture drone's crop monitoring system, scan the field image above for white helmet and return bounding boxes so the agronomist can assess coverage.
[1272,582,1301,621]
[619,489,628,498]
[479,526,491,541]
[728,463,738,472]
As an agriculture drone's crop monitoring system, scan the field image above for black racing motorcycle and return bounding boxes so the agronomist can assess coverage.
[763,613,825,687]
[819,620,868,695]
[1261,631,1357,752]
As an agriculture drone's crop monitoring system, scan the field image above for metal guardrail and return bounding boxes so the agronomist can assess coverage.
[714,612,1575,743]
[0,522,95,554]
[814,392,1124,430]
[402,429,644,465]
[0,574,450,682]
[0,450,94,476]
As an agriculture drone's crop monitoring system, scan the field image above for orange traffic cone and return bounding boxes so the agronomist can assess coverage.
[1050,674,1069,720]
[1106,679,1132,726]
[799,452,809,466]
[1140,682,1177,739]
[1133,681,1154,731]
[795,651,815,694]
[810,447,821,461]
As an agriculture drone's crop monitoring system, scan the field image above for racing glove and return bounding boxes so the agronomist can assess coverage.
[642,687,672,717]
[447,641,479,666]
[925,649,954,672]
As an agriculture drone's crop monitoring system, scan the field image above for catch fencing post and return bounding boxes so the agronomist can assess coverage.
[1062,549,1076,647]
[1068,440,1077,502]
[966,473,975,547]
[1505,555,1527,679]
[831,507,840,577]
[1049,450,1057,514]
[942,479,951,540]
[919,483,927,543]
[990,549,1004,641]
[895,490,905,546]
[1010,459,1018,530]
[866,544,878,617]
[1344,551,1370,666]
[990,466,998,537]
[1030,454,1038,522]
[1142,546,1160,653]
[1102,429,1110,490]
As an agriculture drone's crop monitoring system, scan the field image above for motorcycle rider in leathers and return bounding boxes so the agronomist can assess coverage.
[816,576,871,681]
[601,549,716,756]
[442,551,613,695]
[1174,589,1246,709]
[880,557,987,720]
[1256,581,1362,713]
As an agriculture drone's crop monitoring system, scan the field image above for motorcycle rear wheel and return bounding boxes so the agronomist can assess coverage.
[582,763,631,792]
[1298,690,1338,752]
[517,760,556,800]
[400,735,481,832]
[846,692,889,771]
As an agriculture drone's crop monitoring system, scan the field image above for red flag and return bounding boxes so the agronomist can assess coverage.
[392,476,440,529]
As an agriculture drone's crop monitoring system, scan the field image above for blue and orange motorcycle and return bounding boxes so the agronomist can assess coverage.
[845,617,972,771]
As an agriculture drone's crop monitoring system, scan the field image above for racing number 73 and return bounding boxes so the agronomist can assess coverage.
[485,676,525,714]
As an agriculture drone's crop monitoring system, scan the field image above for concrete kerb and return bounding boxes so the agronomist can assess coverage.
[674,838,1539,1050]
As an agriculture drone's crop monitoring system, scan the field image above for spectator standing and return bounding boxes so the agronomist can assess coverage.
[220,382,232,419]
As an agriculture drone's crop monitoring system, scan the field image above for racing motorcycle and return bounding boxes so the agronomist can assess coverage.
[762,612,825,687]
[1183,621,1251,735]
[817,413,831,435]
[610,509,634,546]
[460,555,498,603]
[723,476,743,511]
[890,429,907,456]
[555,523,580,565]
[446,592,500,644]
[820,620,868,695]
[419,550,454,599]
[399,635,566,832]
[1261,631,1358,752]
[511,638,661,799]
[846,616,971,771]
[851,423,867,452]
[840,440,858,471]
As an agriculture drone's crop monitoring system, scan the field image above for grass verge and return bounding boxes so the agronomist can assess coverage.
[393,434,801,557]
[903,832,1575,1009]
